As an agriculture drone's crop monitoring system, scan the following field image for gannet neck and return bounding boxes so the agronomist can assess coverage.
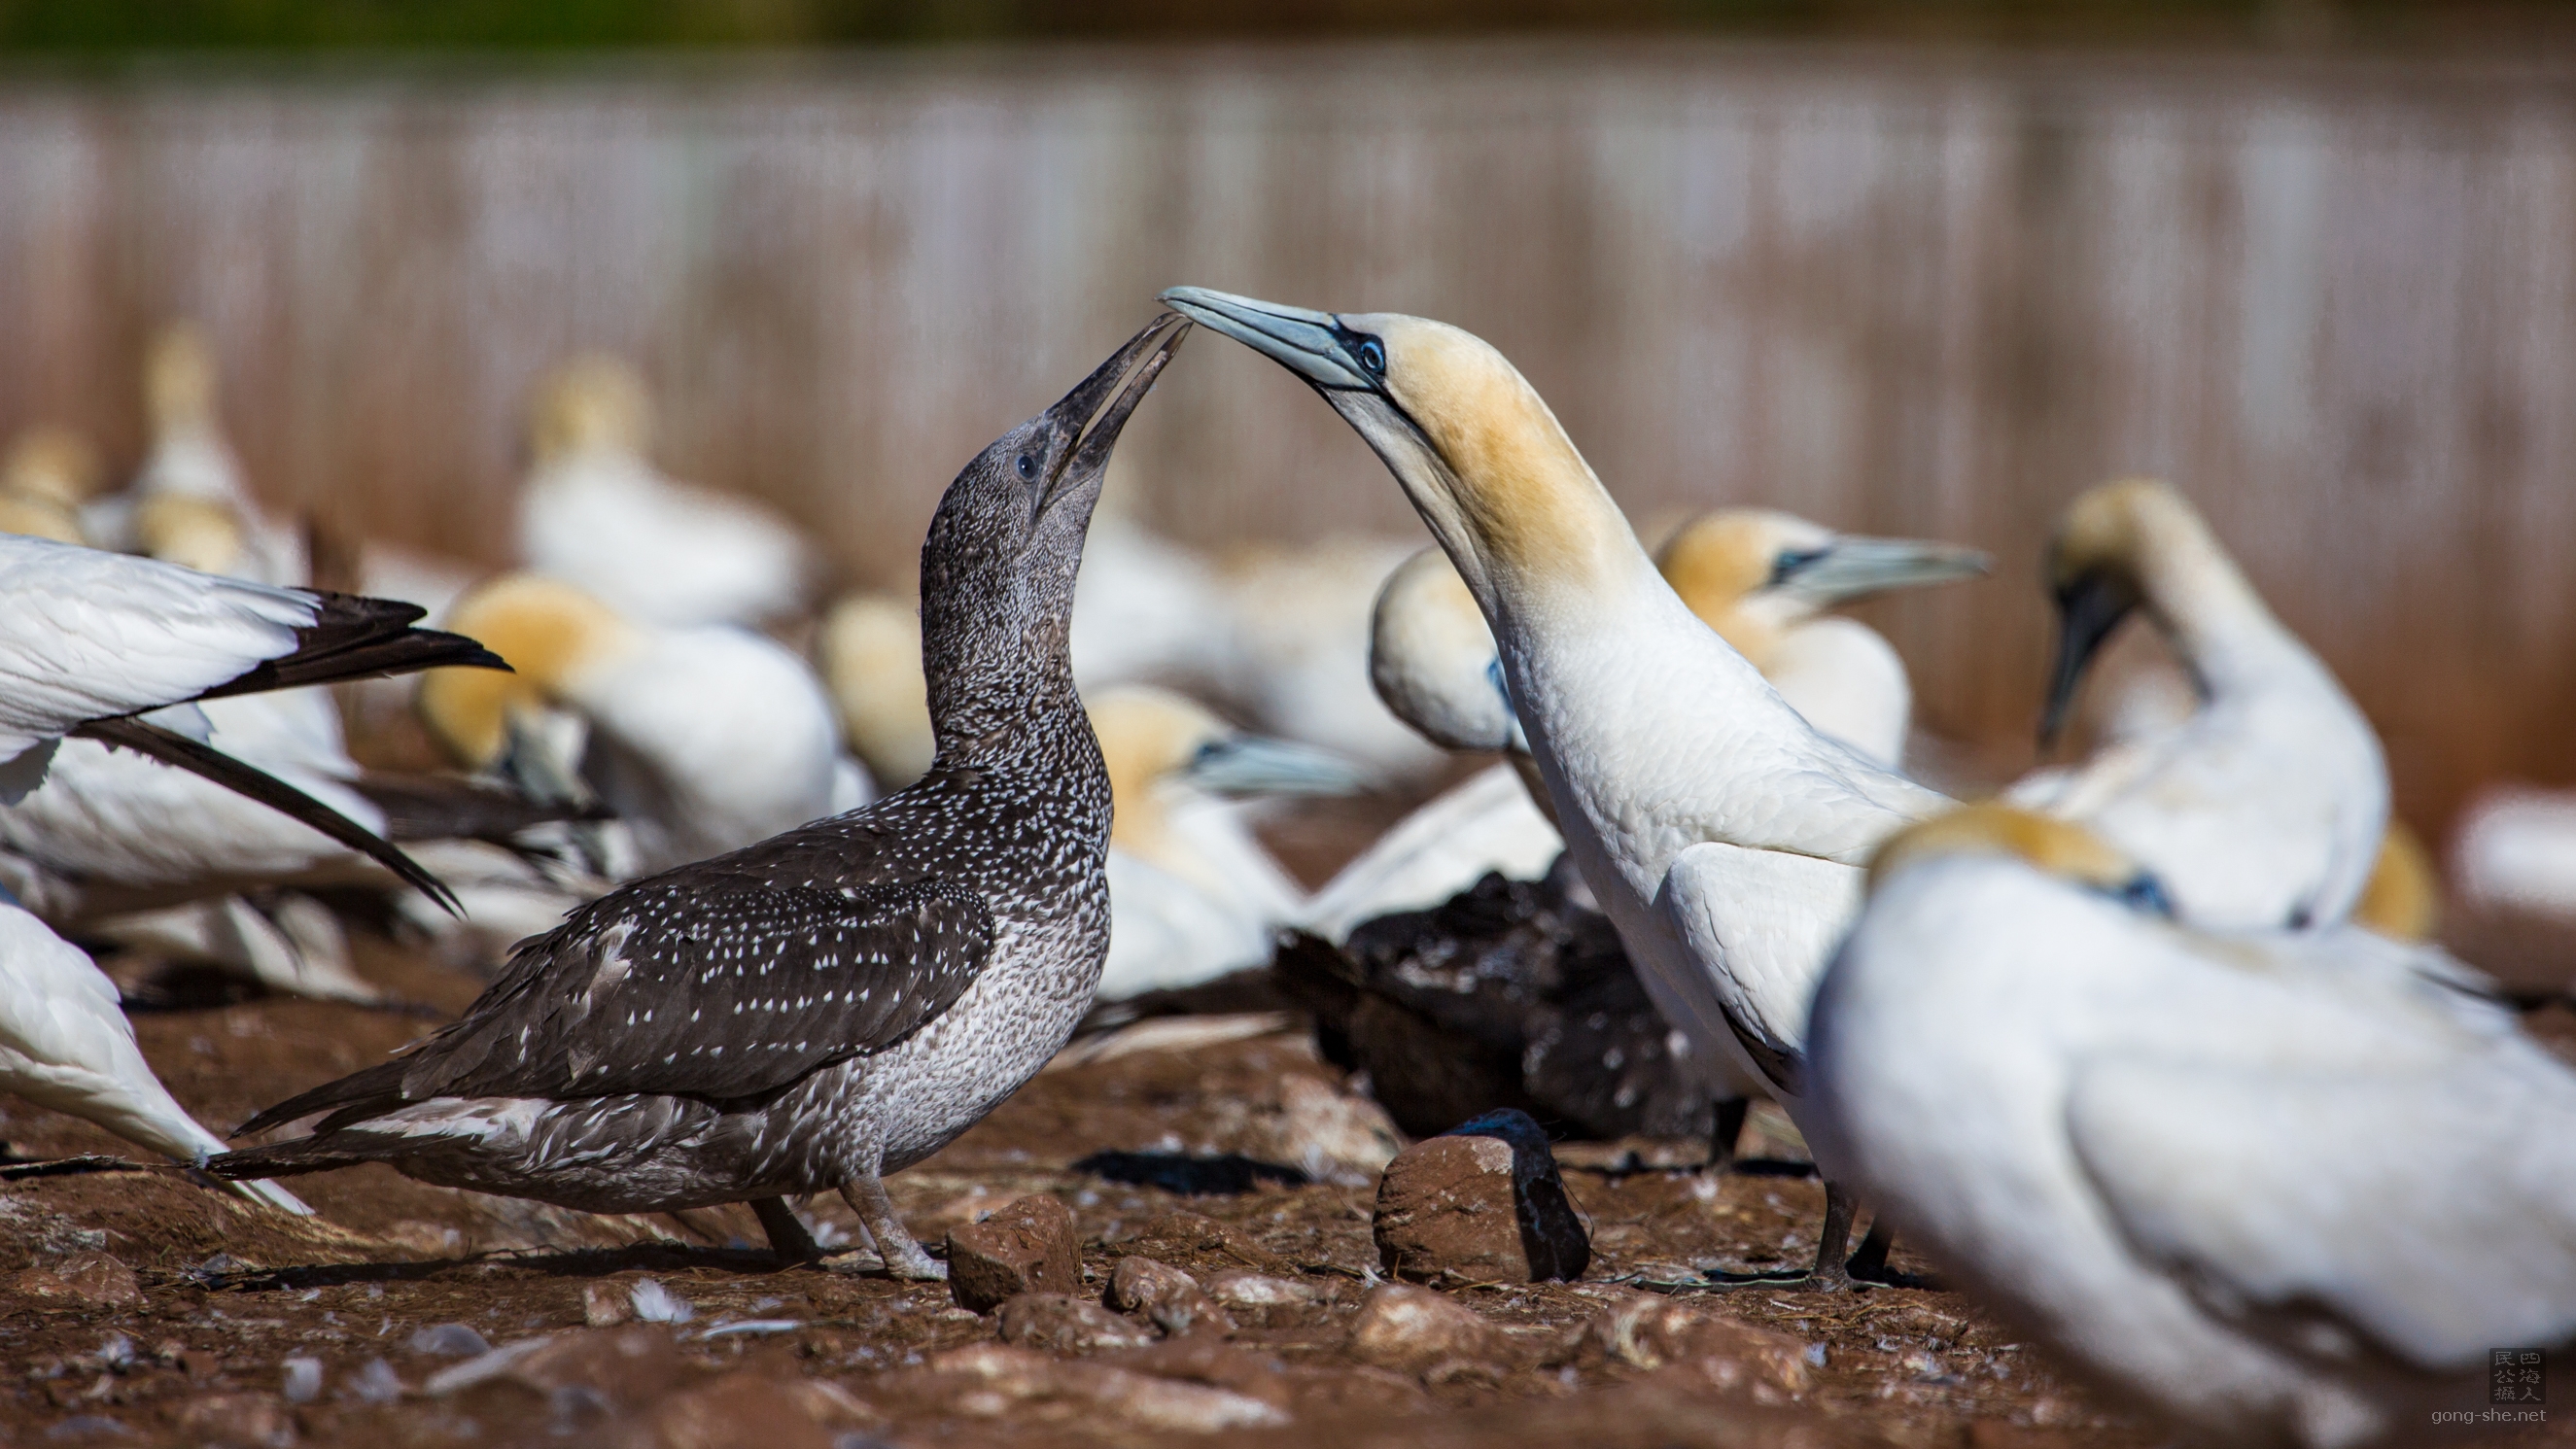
[144,325,219,438]
[531,354,652,466]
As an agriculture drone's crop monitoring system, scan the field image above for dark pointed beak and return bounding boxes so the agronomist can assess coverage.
[1038,311,1191,511]
[2038,571,2138,750]
[1159,287,1377,392]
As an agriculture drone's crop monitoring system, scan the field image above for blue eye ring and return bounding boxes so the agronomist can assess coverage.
[2111,873,2176,919]
[1355,338,1387,378]
[1015,453,1037,481]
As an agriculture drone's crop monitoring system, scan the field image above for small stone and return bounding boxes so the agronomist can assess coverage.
[1343,1285,1505,1375]
[580,1283,634,1328]
[1552,1292,1810,1402]
[1249,1075,1404,1181]
[348,1359,404,1405]
[14,1254,140,1307]
[1201,1272,1317,1309]
[172,1393,291,1446]
[424,1326,682,1409]
[1102,1257,1229,1336]
[994,1294,1157,1354]
[1096,1338,1295,1411]
[1374,1109,1589,1285]
[406,1324,491,1358]
[280,1356,324,1403]
[947,1194,1080,1314]
[921,1344,1287,1432]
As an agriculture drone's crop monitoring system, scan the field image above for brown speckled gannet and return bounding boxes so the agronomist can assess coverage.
[212,314,1190,1279]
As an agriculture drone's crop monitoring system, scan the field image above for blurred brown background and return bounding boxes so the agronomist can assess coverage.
[3,20,2575,842]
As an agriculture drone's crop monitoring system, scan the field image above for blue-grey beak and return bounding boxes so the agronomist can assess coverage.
[1184,734,1374,799]
[1771,536,1992,608]
[1160,287,1378,393]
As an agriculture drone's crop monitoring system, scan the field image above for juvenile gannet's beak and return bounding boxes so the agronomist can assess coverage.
[1772,536,1991,608]
[1184,734,1374,799]
[2039,571,2141,749]
[1039,311,1192,513]
[1159,288,1378,393]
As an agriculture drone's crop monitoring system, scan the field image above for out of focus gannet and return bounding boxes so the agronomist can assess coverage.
[2453,785,2576,921]
[1811,803,2576,1447]
[818,593,938,790]
[109,325,304,585]
[216,314,1188,1277]
[1655,510,1986,770]
[1092,684,1366,998]
[421,572,852,875]
[2012,479,2386,932]
[517,354,814,629]
[1168,288,1944,1278]
[0,428,101,544]
[0,902,310,1214]
[0,535,498,901]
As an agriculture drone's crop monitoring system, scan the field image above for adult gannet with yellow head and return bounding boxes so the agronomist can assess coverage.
[2013,478,2387,932]
[1811,802,2576,1446]
[1165,288,1949,1280]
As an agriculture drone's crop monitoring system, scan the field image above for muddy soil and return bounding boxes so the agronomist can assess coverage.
[0,793,2564,1447]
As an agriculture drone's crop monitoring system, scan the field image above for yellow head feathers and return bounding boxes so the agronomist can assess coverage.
[1370,547,1510,752]
[135,494,244,575]
[4,427,103,512]
[1869,802,2154,902]
[418,573,640,767]
[531,354,651,465]
[2047,477,2204,596]
[1087,684,1232,854]
[818,593,937,787]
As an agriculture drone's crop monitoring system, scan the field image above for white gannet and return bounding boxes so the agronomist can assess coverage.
[1810,803,2576,1447]
[0,535,497,902]
[98,325,306,586]
[1091,684,1367,998]
[2009,479,2387,932]
[420,572,851,875]
[0,428,102,545]
[2453,784,2576,922]
[1166,289,1946,1278]
[818,592,939,791]
[1654,509,1987,771]
[516,354,815,629]
[0,901,309,1214]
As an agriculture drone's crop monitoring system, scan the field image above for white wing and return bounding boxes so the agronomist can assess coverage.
[1656,840,1864,1095]
[1099,846,1273,998]
[0,537,316,757]
[1300,765,1561,940]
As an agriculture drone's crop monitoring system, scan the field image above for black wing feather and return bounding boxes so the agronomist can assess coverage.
[196,591,505,700]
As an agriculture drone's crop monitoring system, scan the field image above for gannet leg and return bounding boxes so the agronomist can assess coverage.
[1807,1179,1862,1290]
[1706,1096,1749,1172]
[836,1173,947,1282]
[1846,1217,1894,1282]
[749,1195,822,1262]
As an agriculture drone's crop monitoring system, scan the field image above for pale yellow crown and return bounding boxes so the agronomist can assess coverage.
[145,324,219,432]
[1868,802,2144,896]
[3,427,103,509]
[418,572,636,767]
[136,494,244,575]
[531,354,651,465]
[2048,477,2194,594]
[1087,684,1230,853]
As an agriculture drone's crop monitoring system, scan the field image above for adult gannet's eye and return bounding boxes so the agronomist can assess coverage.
[1354,337,1387,378]
[1015,453,1038,482]
[1768,547,1831,587]
[2110,873,2176,919]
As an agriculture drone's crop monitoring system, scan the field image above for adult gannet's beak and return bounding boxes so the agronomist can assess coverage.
[1183,734,1374,800]
[1159,288,1380,393]
[1772,535,1991,608]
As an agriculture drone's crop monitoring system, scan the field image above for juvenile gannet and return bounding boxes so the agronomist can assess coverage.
[1655,510,1986,770]
[0,535,499,902]
[2013,479,2386,932]
[1810,803,2576,1447]
[1090,683,1366,998]
[420,572,854,875]
[517,354,815,629]
[1166,288,1945,1279]
[0,901,310,1214]
[214,314,1189,1276]
[817,593,939,790]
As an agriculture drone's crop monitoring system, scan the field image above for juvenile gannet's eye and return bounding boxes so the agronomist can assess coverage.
[1354,338,1387,378]
[1015,453,1038,482]
[2109,873,2176,919]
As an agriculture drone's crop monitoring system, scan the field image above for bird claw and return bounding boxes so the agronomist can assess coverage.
[818,1246,949,1283]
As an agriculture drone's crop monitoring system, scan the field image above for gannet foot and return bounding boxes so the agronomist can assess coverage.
[749,1195,823,1263]
[837,1174,949,1282]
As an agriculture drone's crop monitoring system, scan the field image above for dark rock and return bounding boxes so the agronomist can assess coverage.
[1102,1257,1229,1336]
[1375,1110,1589,1284]
[996,1294,1159,1354]
[1343,1285,1505,1375]
[948,1194,1081,1314]
[13,1253,140,1306]
[1072,1151,1305,1196]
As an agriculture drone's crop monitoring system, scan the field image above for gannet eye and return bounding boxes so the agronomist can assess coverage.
[1768,548,1830,587]
[1354,338,1387,378]
[1015,453,1038,482]
[2109,873,2176,919]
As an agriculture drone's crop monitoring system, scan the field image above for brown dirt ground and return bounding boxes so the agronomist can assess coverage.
[0,794,2566,1447]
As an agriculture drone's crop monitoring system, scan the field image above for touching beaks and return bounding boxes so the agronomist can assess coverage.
[1184,734,1375,800]
[1159,288,1379,393]
[1770,536,1992,608]
[1038,311,1193,509]
[2038,571,2141,750]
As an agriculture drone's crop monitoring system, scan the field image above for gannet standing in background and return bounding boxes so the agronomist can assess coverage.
[516,354,815,630]
[818,592,939,791]
[216,314,1188,1278]
[92,325,306,585]
[1090,684,1367,998]
[1205,536,1445,779]
[419,572,857,877]
[1810,803,2576,1447]
[1654,509,1987,771]
[0,903,310,1215]
[0,428,101,544]
[2010,480,2387,932]
[1166,288,1944,1279]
